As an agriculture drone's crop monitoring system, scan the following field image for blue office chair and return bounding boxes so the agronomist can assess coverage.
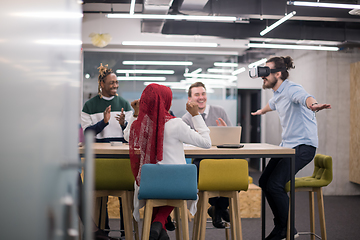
[138,164,198,240]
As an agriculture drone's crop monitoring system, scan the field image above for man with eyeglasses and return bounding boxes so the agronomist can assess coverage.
[251,56,331,240]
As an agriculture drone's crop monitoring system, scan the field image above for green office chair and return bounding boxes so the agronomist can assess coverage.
[285,154,333,240]
[193,159,249,240]
[95,158,139,240]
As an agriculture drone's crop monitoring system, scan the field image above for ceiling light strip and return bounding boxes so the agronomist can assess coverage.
[287,1,360,9]
[190,68,202,74]
[84,48,239,56]
[129,0,136,15]
[122,41,218,48]
[117,76,166,81]
[116,69,174,74]
[106,14,237,22]
[208,68,233,73]
[122,61,193,66]
[248,43,339,51]
[260,11,296,36]
[248,58,268,68]
[184,73,237,80]
[232,67,246,75]
[213,62,238,67]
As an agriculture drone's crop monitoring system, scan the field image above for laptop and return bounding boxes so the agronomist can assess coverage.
[208,126,242,146]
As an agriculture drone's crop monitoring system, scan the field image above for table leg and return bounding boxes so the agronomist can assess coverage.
[290,155,295,240]
[261,157,266,240]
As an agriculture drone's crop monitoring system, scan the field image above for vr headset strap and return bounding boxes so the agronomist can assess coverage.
[270,67,287,73]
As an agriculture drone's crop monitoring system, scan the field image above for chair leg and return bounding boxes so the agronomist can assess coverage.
[100,196,107,230]
[309,191,315,240]
[225,223,230,240]
[316,188,327,240]
[174,207,181,240]
[122,193,133,240]
[129,193,139,240]
[232,191,243,240]
[142,200,154,240]
[94,197,102,228]
[180,200,190,240]
[286,196,292,240]
[199,192,209,240]
[192,195,202,240]
[229,197,236,240]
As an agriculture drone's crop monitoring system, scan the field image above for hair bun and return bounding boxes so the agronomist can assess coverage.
[282,56,295,70]
[98,63,110,76]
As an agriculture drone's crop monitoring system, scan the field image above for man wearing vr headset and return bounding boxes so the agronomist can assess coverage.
[251,56,331,240]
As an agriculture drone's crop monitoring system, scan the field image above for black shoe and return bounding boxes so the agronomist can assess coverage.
[221,209,230,222]
[265,225,282,240]
[279,227,299,240]
[158,228,170,240]
[149,222,163,240]
[165,215,176,231]
[207,206,225,228]
[267,227,299,240]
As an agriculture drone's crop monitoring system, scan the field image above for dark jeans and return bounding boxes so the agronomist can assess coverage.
[193,158,229,210]
[259,144,316,228]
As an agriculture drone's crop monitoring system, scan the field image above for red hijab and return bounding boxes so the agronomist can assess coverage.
[129,84,176,185]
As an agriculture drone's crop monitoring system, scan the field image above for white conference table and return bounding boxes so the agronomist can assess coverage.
[79,142,296,240]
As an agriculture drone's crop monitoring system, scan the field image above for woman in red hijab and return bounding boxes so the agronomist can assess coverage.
[124,83,211,240]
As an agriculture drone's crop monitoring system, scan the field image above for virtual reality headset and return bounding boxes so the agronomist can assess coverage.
[249,66,286,78]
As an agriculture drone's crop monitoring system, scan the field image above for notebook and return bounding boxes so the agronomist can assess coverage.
[208,126,242,146]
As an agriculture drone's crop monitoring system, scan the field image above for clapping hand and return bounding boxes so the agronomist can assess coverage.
[103,105,111,124]
[131,99,140,116]
[216,118,227,126]
[115,108,126,126]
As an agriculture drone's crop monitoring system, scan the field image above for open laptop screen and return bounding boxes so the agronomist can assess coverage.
[208,126,242,146]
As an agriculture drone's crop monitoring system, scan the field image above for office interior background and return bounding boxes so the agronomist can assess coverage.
[1,0,360,239]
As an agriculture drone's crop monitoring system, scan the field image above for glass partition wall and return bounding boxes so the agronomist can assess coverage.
[82,51,239,123]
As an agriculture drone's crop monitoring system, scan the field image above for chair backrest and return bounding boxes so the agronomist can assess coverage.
[95,158,135,191]
[311,154,333,186]
[138,164,198,200]
[285,154,333,192]
[198,159,249,191]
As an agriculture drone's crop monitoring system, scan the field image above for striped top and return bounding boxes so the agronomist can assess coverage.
[81,95,132,142]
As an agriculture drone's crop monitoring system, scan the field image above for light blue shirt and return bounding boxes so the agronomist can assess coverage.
[269,80,318,148]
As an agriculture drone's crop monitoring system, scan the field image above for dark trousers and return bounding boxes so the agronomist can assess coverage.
[193,158,229,210]
[259,144,316,228]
